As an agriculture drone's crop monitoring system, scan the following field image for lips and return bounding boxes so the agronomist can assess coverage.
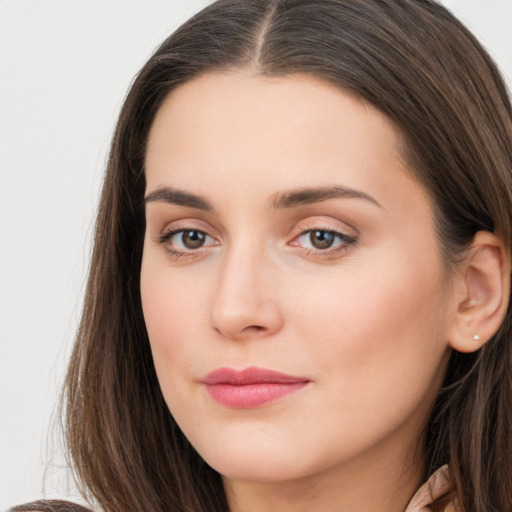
[201,366,310,408]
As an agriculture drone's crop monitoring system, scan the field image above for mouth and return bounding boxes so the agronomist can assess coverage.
[201,366,310,408]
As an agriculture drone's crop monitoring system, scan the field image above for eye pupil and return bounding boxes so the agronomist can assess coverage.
[182,230,206,249]
[310,230,335,249]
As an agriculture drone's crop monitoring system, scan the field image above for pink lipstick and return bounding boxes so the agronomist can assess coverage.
[201,367,309,408]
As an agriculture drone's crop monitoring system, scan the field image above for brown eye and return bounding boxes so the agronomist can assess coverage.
[291,228,356,257]
[310,230,335,249]
[181,230,206,249]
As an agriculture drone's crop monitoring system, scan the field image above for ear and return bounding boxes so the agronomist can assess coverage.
[448,231,510,353]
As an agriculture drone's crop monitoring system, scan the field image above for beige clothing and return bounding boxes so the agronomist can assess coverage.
[405,465,455,512]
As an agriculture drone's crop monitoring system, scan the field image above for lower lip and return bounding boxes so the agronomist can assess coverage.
[205,382,308,408]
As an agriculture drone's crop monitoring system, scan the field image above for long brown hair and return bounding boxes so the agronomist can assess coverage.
[19,1,512,511]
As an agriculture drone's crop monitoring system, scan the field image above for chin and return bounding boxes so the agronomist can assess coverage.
[212,456,309,484]
[193,431,314,483]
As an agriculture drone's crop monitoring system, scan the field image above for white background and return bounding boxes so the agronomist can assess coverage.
[1,1,511,509]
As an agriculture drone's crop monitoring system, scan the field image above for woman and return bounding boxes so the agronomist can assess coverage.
[12,0,512,511]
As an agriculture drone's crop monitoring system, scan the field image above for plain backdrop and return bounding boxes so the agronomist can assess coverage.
[1,0,511,509]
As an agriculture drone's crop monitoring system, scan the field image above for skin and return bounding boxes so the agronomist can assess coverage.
[140,71,459,512]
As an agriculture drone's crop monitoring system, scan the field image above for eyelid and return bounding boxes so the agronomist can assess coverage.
[154,216,220,240]
[289,216,358,240]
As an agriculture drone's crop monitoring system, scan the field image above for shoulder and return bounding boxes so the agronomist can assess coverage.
[8,500,93,512]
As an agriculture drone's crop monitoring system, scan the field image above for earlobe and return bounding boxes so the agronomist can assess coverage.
[448,231,511,354]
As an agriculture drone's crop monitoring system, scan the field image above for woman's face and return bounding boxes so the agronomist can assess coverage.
[141,72,454,486]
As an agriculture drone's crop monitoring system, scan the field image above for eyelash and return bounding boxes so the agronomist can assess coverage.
[290,229,357,259]
[156,229,217,260]
[155,226,357,260]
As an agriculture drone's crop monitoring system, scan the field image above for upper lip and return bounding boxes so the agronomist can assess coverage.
[201,366,310,385]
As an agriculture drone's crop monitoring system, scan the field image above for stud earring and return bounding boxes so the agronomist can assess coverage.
[473,334,480,341]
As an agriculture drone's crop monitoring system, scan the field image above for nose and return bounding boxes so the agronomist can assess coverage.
[209,244,284,341]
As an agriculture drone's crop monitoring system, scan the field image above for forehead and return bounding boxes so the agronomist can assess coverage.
[144,71,432,222]
[146,72,408,186]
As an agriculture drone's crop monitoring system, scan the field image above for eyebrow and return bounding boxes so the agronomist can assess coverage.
[144,185,382,211]
[270,186,382,209]
[144,187,214,211]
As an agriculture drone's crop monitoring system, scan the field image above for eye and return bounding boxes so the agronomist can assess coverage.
[291,228,356,256]
[157,229,217,254]
[176,230,208,249]
[307,230,338,249]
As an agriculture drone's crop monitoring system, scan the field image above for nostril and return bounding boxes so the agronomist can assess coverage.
[243,325,265,333]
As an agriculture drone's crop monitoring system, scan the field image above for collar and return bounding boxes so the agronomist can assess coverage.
[405,465,454,512]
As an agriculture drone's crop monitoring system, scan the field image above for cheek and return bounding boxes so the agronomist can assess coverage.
[140,255,208,379]
[288,254,450,409]
[291,257,443,336]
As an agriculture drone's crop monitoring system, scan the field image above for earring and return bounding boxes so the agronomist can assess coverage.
[473,334,480,341]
